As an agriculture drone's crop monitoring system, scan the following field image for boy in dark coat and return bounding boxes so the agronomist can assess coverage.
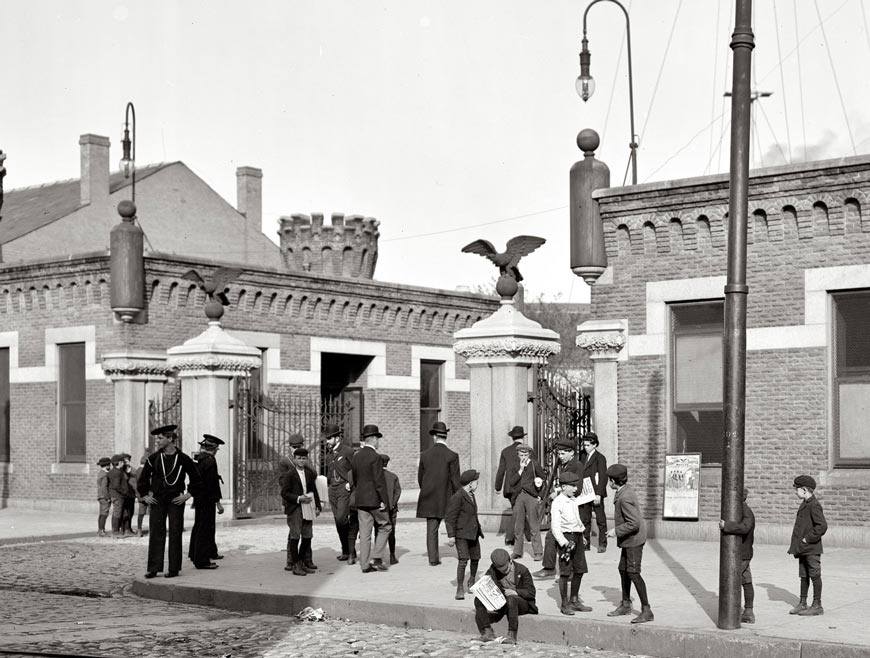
[188,434,225,570]
[446,469,484,600]
[719,486,756,623]
[474,548,538,645]
[605,463,654,624]
[280,448,322,576]
[107,454,130,538]
[507,444,545,561]
[96,457,111,537]
[377,454,402,565]
[578,432,609,552]
[788,474,828,616]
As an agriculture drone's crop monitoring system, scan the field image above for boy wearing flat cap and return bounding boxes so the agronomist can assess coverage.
[280,447,322,576]
[605,463,654,624]
[474,548,538,645]
[788,474,828,616]
[550,471,591,615]
[96,457,111,537]
[507,443,545,561]
[446,469,484,600]
[188,434,225,570]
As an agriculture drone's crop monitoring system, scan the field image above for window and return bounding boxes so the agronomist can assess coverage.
[420,360,443,453]
[833,291,870,468]
[671,302,724,465]
[0,348,8,462]
[58,343,86,462]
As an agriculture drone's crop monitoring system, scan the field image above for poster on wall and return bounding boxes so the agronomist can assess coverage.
[663,453,701,520]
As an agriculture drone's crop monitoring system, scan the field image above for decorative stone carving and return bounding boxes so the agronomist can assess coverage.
[168,354,262,374]
[167,322,262,378]
[453,300,560,365]
[454,338,560,363]
[101,352,172,380]
[576,321,627,361]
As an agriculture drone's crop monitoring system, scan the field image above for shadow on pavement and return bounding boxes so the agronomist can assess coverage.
[648,540,719,624]
[757,582,800,609]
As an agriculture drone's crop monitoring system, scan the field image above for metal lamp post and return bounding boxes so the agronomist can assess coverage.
[119,101,136,202]
[577,0,638,185]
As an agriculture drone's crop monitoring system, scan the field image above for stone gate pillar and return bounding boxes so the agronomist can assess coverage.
[101,351,173,461]
[167,321,261,520]
[454,299,560,532]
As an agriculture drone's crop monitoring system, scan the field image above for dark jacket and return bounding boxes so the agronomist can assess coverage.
[280,464,322,516]
[507,458,545,505]
[612,483,647,547]
[580,449,609,498]
[325,444,355,486]
[485,561,538,614]
[495,442,537,499]
[137,449,202,500]
[96,470,109,500]
[445,488,484,540]
[384,469,402,513]
[788,495,827,556]
[351,446,389,509]
[107,466,129,499]
[721,500,755,561]
[194,453,223,503]
[416,442,461,519]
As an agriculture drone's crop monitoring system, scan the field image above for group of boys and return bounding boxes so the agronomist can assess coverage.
[95,452,148,538]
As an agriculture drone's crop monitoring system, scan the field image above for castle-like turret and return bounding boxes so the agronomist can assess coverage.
[278,212,380,279]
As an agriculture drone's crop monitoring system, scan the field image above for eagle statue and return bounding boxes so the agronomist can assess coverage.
[461,235,546,283]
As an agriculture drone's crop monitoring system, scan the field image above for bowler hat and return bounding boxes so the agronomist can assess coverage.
[606,464,628,480]
[429,421,450,437]
[200,433,225,447]
[150,424,178,437]
[507,426,526,439]
[321,423,342,439]
[581,432,599,446]
[460,469,480,485]
[793,474,816,490]
[490,548,511,569]
[559,471,580,486]
[288,433,304,446]
[555,439,575,451]
[97,457,111,467]
[293,447,309,457]
[361,424,383,439]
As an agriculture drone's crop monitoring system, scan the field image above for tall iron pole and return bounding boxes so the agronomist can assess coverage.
[719,0,753,630]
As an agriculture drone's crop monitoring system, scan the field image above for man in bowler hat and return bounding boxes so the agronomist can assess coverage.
[188,434,225,570]
[138,425,202,579]
[416,421,461,565]
[323,423,355,561]
[351,424,392,572]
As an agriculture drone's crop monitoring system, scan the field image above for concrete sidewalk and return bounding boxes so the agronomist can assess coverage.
[4,507,869,658]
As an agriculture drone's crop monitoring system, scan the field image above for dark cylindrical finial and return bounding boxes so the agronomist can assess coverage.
[569,128,610,285]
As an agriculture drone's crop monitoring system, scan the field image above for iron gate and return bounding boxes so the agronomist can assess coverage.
[233,377,353,518]
[147,385,182,452]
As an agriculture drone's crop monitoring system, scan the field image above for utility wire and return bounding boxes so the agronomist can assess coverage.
[861,0,870,63]
[600,0,631,161]
[638,0,683,142]
[813,0,856,155]
[794,1,808,161]
[644,111,728,183]
[708,0,723,173]
[379,206,567,243]
[757,101,790,165]
[772,0,793,163]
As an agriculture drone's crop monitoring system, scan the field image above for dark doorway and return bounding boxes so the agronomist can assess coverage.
[321,352,372,446]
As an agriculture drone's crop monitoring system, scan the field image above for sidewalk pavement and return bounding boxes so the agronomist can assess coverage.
[3,507,870,658]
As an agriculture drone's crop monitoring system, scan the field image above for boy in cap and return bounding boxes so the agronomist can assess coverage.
[535,437,583,578]
[280,447,322,575]
[121,453,136,536]
[719,487,756,623]
[579,432,609,553]
[605,463,654,624]
[549,471,591,615]
[377,454,402,565]
[96,457,112,537]
[188,434,225,570]
[133,454,150,537]
[445,469,484,600]
[107,454,130,538]
[494,426,535,547]
[788,474,828,616]
[474,548,538,645]
[507,443,545,561]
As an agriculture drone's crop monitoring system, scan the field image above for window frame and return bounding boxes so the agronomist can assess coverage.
[58,342,87,463]
[419,359,444,453]
[0,347,9,463]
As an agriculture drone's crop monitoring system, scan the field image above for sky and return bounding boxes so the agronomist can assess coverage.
[2,0,870,302]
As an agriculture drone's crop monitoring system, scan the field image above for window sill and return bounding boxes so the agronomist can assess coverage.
[50,463,90,475]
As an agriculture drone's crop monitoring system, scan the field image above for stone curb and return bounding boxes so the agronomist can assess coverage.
[131,579,870,658]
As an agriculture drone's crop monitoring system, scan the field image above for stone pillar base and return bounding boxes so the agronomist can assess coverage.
[478,507,516,534]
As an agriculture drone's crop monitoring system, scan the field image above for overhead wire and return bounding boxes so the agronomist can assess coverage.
[813,0,856,155]
[599,0,631,162]
[638,0,683,142]
[772,0,793,163]
[861,0,870,61]
[794,0,808,161]
[707,0,723,174]
[757,101,790,165]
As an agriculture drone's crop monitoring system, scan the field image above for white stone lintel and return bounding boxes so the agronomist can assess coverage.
[576,319,628,362]
[101,350,172,381]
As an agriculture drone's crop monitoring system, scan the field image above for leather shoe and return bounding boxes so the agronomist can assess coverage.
[165,571,179,578]
[195,563,218,570]
[597,546,607,553]
[337,554,349,561]
[144,572,157,579]
[429,560,441,566]
[211,554,224,560]
[389,554,399,565]
[361,566,376,573]
[372,563,389,572]
[533,568,555,578]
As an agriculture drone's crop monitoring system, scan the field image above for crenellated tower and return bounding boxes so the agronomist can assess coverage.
[278,212,380,279]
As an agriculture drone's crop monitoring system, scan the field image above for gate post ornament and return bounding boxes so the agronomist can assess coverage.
[182,267,243,323]
[461,235,546,301]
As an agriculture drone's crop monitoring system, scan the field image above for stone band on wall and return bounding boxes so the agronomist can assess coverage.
[101,351,173,380]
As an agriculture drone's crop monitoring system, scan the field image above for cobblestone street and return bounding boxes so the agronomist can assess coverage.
[0,524,641,658]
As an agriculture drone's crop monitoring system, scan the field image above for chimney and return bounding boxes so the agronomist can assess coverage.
[79,134,110,207]
[236,166,263,229]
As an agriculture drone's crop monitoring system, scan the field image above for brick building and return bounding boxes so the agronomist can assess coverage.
[578,155,870,545]
[0,134,498,512]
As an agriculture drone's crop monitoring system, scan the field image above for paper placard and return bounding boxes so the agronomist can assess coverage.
[575,477,595,505]
[469,575,507,612]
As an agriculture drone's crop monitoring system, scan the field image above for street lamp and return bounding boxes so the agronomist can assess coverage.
[120,102,136,201]
[577,0,638,185]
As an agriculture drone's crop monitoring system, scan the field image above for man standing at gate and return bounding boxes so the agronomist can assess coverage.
[416,421,461,566]
[494,426,535,547]
[350,424,392,572]
[138,425,202,579]
[323,423,355,561]
[579,432,609,553]
[188,434,224,570]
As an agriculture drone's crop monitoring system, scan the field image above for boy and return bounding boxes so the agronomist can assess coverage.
[378,454,402,565]
[535,438,583,579]
[788,474,828,616]
[550,471,591,615]
[507,444,545,561]
[96,457,111,537]
[107,454,129,538]
[605,463,654,624]
[719,486,756,623]
[279,448,322,576]
[473,549,538,645]
[445,469,484,600]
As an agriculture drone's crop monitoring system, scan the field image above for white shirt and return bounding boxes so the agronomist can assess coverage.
[550,493,585,547]
[296,467,308,491]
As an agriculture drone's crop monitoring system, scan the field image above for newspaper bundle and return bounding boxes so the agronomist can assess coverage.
[469,575,507,612]
[575,476,596,505]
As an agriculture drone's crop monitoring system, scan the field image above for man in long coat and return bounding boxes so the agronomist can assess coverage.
[416,421,461,565]
[350,424,392,572]
[323,423,355,561]
[188,434,224,570]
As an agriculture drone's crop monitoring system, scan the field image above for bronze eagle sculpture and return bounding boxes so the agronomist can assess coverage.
[461,235,546,283]
[181,267,243,306]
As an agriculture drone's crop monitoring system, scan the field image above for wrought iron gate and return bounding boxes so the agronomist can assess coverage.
[147,385,182,452]
[233,377,353,518]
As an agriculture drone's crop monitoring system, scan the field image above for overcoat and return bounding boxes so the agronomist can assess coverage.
[788,495,827,556]
[416,442,461,518]
[580,450,609,498]
[445,488,484,540]
[351,446,390,509]
[612,483,647,547]
[280,464,322,515]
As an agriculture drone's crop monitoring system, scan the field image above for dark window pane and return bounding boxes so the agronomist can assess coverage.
[675,333,722,406]
[673,302,724,330]
[0,348,8,462]
[834,291,870,466]
[59,343,86,462]
[420,361,441,407]
[835,293,870,372]
[62,402,87,459]
[674,410,723,465]
[420,409,439,454]
[59,344,86,403]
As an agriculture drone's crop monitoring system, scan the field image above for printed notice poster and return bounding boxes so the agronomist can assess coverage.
[663,453,701,520]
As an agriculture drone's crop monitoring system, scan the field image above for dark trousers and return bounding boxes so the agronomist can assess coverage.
[541,530,558,569]
[426,517,442,563]
[474,595,531,632]
[329,484,351,555]
[188,500,216,567]
[147,497,186,574]
[579,501,608,548]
